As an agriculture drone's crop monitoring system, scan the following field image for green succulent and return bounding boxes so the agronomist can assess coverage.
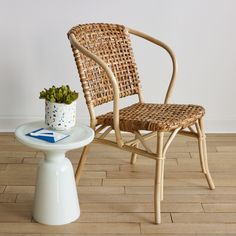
[39,85,78,104]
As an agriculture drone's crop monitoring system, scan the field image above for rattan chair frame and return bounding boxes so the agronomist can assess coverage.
[68,25,215,224]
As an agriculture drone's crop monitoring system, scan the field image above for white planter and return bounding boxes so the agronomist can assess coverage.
[45,100,76,131]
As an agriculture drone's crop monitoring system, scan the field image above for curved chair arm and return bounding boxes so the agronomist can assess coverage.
[127,28,177,104]
[69,34,124,147]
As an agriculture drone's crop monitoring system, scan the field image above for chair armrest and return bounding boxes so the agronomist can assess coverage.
[127,28,177,104]
[69,34,124,147]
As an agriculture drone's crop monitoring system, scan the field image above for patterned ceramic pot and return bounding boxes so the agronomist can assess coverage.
[45,100,76,131]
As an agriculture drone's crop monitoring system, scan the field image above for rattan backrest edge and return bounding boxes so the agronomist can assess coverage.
[68,23,141,108]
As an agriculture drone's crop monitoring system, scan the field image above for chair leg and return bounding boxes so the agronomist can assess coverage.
[197,127,207,174]
[75,145,90,184]
[130,135,139,165]
[130,143,139,165]
[197,118,215,190]
[160,158,165,201]
[154,132,164,224]
[130,152,138,164]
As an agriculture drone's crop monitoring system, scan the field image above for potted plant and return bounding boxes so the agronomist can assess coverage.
[39,85,79,131]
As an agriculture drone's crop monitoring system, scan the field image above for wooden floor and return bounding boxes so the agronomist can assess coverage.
[0,133,236,235]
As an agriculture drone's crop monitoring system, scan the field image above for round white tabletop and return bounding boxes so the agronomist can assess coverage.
[15,121,94,226]
[15,121,94,152]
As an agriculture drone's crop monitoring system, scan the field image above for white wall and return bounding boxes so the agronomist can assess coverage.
[0,0,235,132]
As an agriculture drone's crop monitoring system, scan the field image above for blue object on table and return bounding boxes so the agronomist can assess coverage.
[26,128,69,143]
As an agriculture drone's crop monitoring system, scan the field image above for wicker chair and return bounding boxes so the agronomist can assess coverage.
[67,23,215,224]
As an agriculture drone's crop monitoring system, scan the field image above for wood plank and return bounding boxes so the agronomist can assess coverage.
[141,223,227,234]
[85,156,133,165]
[0,133,14,136]
[0,193,17,203]
[23,158,118,170]
[0,156,24,164]
[203,203,236,213]
[167,171,233,178]
[80,203,203,213]
[17,193,151,204]
[107,171,155,179]
[16,193,34,203]
[165,152,191,159]
[69,145,130,156]
[84,164,119,171]
[103,178,154,186]
[125,186,236,195]
[107,171,236,180]
[190,152,236,158]
[0,186,5,193]
[187,140,236,147]
[0,234,40,236]
[177,157,236,171]
[5,164,37,172]
[23,157,43,164]
[77,186,124,195]
[172,212,236,223]
[79,194,151,203]
[0,165,103,186]
[216,146,236,152]
[78,212,171,223]
[0,164,37,185]
[122,157,236,173]
[104,178,230,187]
[0,151,36,164]
[164,194,236,203]
[41,234,194,236]
[32,151,123,165]
[120,159,178,172]
[0,145,36,152]
[227,224,236,234]
[4,186,35,194]
[0,135,15,144]
[8,185,119,195]
[0,203,32,222]
[0,151,36,158]
[0,222,140,234]
[41,234,233,236]
[166,146,217,153]
[0,164,7,171]
[80,171,106,179]
[206,134,236,139]
[79,179,102,186]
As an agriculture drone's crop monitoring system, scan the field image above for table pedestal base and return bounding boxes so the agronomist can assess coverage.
[33,151,80,225]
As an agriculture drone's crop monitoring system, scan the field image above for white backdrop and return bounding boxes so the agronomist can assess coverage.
[0,0,235,132]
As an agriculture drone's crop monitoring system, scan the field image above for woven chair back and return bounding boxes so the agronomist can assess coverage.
[68,23,141,107]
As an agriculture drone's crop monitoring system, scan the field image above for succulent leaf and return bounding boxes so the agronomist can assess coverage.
[39,85,79,104]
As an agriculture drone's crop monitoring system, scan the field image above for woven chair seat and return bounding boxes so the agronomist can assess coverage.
[97,103,205,132]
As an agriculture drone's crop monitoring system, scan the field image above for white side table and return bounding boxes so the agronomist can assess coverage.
[15,121,94,225]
